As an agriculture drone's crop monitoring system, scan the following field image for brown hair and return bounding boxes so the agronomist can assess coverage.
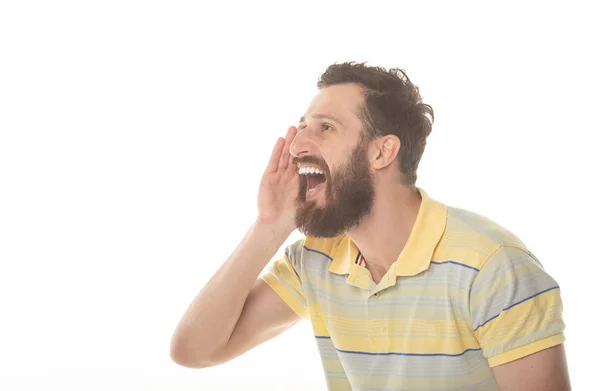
[317,62,434,186]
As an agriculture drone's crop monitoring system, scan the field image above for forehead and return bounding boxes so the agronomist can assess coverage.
[303,83,365,124]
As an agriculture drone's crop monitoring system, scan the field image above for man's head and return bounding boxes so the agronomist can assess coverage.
[291,62,434,238]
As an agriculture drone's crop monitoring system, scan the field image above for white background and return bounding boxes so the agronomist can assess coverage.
[1,1,598,390]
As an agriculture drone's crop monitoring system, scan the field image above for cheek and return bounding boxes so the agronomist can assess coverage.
[326,153,348,174]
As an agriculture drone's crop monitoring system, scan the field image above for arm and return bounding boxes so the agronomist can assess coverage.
[492,344,571,391]
[170,222,299,368]
[170,126,301,368]
[209,277,301,365]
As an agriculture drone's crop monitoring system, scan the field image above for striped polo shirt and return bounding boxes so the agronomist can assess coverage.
[260,188,565,391]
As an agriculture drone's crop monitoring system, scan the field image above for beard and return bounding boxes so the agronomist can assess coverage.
[294,139,375,238]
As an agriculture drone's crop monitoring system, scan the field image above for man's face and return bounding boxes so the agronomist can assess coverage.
[291,84,376,238]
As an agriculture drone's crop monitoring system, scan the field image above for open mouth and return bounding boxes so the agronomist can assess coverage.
[298,165,327,199]
[306,173,327,195]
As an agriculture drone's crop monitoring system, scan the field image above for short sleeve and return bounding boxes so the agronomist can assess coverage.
[260,239,309,319]
[469,245,565,367]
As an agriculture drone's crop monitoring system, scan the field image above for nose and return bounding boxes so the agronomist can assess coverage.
[289,126,311,158]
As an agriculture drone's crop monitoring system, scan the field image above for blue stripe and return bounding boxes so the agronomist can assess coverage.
[337,347,482,357]
[473,285,560,332]
[303,245,333,261]
[431,260,480,272]
[316,336,481,357]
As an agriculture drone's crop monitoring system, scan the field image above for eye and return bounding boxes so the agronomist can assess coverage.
[322,123,334,132]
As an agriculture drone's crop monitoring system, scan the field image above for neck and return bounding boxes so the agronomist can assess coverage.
[346,184,422,279]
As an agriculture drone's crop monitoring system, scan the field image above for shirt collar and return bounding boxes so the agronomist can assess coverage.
[328,188,448,278]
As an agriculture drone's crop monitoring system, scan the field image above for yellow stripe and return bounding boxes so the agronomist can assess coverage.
[488,333,565,367]
[260,273,309,319]
[475,289,562,346]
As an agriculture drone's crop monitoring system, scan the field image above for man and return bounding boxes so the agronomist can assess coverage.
[170,62,571,390]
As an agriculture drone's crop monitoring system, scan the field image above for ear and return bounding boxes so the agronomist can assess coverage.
[370,135,401,170]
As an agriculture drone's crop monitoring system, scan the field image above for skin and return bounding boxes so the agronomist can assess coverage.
[491,344,571,390]
[170,127,301,368]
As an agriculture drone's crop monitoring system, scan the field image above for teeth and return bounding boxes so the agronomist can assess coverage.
[299,166,324,175]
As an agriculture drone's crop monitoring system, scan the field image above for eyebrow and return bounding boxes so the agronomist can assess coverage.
[299,113,343,125]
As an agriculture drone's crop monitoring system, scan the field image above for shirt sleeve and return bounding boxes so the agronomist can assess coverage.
[259,238,309,319]
[469,245,565,367]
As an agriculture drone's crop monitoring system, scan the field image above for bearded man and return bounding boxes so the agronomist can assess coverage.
[171,62,571,391]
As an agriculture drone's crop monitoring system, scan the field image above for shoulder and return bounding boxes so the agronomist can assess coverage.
[446,206,526,248]
[439,206,532,271]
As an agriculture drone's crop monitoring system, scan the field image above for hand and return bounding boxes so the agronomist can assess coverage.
[256,126,300,235]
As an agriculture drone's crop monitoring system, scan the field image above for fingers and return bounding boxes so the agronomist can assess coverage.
[278,126,297,171]
[266,137,285,173]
